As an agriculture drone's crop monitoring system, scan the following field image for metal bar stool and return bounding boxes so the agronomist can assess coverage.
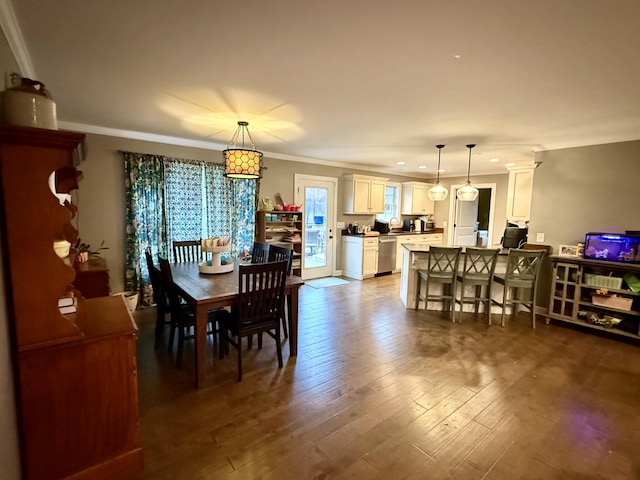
[415,246,461,323]
[455,247,500,323]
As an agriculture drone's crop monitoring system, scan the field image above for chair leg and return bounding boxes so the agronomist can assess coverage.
[486,285,492,325]
[154,308,165,350]
[531,286,537,329]
[275,327,283,368]
[168,317,176,353]
[501,287,508,327]
[449,284,456,323]
[415,275,422,309]
[237,336,243,382]
[176,325,185,367]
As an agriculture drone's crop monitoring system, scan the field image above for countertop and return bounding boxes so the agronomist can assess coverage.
[402,243,509,254]
[342,228,444,238]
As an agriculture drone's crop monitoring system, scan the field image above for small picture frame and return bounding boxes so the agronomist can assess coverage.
[559,244,579,257]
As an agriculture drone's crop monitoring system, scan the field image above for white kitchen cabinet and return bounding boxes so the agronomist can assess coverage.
[506,165,536,223]
[401,181,434,215]
[343,236,379,280]
[394,233,443,272]
[343,174,388,214]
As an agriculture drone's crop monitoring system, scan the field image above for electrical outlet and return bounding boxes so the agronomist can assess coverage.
[443,221,447,227]
[536,233,545,242]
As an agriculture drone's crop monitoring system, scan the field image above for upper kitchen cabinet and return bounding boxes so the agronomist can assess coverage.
[506,164,536,223]
[343,174,388,214]
[401,181,434,215]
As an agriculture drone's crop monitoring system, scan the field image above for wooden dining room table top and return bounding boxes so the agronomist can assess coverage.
[169,261,304,305]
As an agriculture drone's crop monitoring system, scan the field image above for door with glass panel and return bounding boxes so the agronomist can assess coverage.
[294,174,337,279]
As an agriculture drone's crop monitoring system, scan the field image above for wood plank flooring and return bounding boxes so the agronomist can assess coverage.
[131,274,640,479]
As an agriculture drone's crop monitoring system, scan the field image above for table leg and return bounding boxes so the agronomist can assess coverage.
[195,303,209,388]
[288,289,299,356]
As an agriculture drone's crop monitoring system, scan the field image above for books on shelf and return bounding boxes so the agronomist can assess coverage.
[58,293,77,314]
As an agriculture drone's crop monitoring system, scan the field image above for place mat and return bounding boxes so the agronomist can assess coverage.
[305,277,350,289]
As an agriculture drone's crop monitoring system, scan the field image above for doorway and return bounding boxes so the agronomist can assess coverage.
[447,183,496,247]
[294,174,337,280]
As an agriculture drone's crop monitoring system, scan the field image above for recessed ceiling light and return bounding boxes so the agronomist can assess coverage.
[396,161,405,166]
[438,169,445,173]
[454,54,461,59]
[418,165,427,169]
[489,158,500,163]
[506,162,516,167]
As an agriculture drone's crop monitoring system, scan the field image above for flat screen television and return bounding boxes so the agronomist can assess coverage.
[501,227,528,249]
[584,232,640,263]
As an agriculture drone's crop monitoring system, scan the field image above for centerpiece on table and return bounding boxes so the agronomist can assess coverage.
[199,237,233,274]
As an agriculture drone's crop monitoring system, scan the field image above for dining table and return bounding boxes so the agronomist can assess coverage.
[169,261,305,388]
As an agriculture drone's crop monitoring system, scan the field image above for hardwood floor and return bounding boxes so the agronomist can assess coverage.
[131,274,640,479]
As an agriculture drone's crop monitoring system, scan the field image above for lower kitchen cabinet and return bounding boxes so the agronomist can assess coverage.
[394,233,443,272]
[343,236,378,280]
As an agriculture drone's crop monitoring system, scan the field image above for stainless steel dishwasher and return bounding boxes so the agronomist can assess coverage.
[376,236,397,275]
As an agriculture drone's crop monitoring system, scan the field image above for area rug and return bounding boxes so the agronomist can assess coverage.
[305,277,350,289]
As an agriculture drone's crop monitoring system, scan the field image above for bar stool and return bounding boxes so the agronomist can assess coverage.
[415,246,461,322]
[492,248,545,328]
[455,247,500,323]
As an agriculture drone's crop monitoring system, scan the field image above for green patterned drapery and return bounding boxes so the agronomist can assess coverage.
[120,151,258,306]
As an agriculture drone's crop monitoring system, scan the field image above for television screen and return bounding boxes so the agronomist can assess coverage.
[584,233,640,263]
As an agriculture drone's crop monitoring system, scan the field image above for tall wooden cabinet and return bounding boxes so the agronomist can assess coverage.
[0,126,142,479]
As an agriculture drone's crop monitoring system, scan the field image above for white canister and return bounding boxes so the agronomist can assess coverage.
[1,73,57,130]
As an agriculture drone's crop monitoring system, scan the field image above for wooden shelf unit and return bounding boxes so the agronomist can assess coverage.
[547,255,640,339]
[256,210,303,275]
[0,125,142,479]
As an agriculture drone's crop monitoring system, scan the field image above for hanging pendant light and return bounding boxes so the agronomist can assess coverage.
[427,144,448,201]
[223,121,262,179]
[457,143,479,202]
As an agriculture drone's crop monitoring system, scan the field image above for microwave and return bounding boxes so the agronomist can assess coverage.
[584,232,640,263]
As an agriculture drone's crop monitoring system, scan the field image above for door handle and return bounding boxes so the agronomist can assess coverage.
[329,235,333,239]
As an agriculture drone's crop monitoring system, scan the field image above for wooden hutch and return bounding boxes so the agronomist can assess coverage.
[0,126,142,479]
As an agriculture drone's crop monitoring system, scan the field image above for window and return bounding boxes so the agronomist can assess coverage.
[376,183,401,222]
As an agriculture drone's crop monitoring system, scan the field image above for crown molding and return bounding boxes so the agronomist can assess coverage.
[0,0,35,78]
[59,120,430,179]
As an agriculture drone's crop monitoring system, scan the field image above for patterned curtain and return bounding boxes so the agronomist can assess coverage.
[120,151,259,306]
[121,151,166,306]
[165,159,204,259]
[202,164,257,256]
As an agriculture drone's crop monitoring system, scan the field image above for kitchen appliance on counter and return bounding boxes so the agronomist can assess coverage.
[373,219,390,234]
[376,236,397,276]
[414,216,435,232]
[402,219,414,232]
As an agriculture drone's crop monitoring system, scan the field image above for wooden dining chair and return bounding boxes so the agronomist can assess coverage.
[144,248,171,349]
[251,241,271,263]
[415,246,461,323]
[455,247,500,323]
[172,239,201,263]
[268,245,293,338]
[158,256,221,366]
[217,260,288,381]
[492,248,545,328]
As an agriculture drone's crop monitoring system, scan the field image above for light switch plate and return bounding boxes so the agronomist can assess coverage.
[536,233,545,242]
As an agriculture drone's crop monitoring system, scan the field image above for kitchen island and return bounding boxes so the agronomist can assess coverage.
[400,243,509,310]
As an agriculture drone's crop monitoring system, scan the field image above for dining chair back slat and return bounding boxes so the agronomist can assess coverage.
[173,240,201,263]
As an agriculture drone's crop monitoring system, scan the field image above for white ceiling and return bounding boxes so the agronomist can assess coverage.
[3,0,640,177]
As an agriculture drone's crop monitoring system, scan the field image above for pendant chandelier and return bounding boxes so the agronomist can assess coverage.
[457,143,479,202]
[223,121,262,179]
[427,144,448,201]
